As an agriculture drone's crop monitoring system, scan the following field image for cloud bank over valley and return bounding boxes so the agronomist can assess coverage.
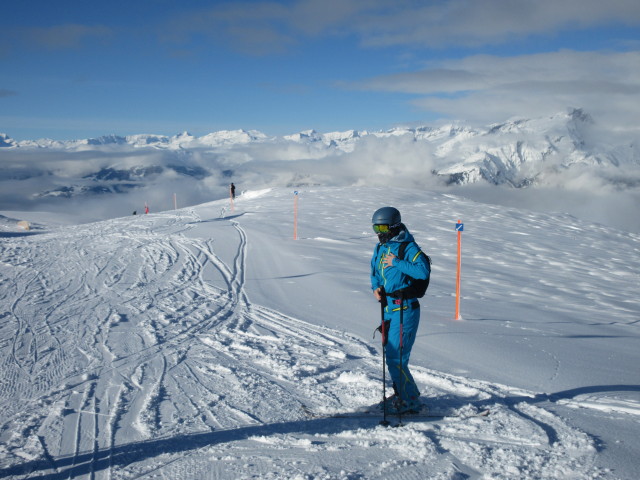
[1,109,638,232]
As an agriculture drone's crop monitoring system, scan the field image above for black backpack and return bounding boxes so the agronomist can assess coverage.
[389,242,431,299]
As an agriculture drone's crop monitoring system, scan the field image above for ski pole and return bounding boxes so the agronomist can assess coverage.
[397,293,404,426]
[379,287,390,427]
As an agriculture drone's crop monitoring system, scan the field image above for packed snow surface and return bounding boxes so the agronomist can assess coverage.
[1,187,639,479]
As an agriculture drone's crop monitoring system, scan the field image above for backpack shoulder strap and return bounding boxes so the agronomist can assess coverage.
[397,242,408,261]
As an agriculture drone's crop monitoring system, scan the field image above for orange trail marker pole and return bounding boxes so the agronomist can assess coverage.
[455,219,463,320]
[293,191,299,240]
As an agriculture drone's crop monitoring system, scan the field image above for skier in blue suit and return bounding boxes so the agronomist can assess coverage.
[370,207,430,414]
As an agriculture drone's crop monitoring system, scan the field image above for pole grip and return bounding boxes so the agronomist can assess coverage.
[379,286,387,308]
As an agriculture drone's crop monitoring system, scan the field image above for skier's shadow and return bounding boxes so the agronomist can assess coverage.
[430,383,640,449]
[4,385,638,479]
[0,416,371,479]
[191,212,246,224]
[0,231,42,238]
[430,383,640,412]
[504,384,640,407]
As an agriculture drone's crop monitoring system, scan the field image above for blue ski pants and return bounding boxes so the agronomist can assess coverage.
[385,299,421,401]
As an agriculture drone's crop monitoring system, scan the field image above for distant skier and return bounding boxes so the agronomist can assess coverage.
[230,183,236,200]
[370,207,430,414]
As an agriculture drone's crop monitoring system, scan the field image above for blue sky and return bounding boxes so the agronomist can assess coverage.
[1,0,639,140]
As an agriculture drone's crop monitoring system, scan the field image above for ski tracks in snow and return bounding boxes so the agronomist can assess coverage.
[0,210,380,478]
[0,208,610,479]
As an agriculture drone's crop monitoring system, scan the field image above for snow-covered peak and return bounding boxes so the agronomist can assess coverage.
[0,133,17,148]
[125,134,171,146]
[198,129,269,146]
[486,108,592,136]
[284,129,322,142]
[321,129,360,142]
[428,108,628,186]
[170,131,196,146]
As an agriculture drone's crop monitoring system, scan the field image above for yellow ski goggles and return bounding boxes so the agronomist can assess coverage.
[372,224,390,234]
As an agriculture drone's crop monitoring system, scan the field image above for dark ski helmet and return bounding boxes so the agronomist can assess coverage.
[372,206,401,226]
[372,207,402,243]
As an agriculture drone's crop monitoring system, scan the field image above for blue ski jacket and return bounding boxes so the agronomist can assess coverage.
[370,226,430,299]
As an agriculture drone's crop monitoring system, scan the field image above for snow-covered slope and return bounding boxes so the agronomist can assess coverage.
[1,187,638,479]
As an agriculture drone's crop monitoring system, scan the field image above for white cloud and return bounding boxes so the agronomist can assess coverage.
[352,0,640,48]
[360,50,640,136]
[165,0,640,53]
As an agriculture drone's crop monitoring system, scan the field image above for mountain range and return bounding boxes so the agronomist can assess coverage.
[2,109,638,191]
